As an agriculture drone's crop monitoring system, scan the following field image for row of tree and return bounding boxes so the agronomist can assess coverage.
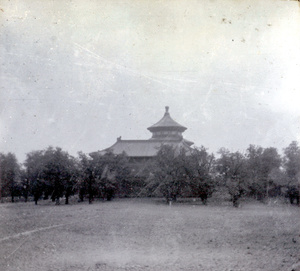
[148,142,299,206]
[0,142,299,206]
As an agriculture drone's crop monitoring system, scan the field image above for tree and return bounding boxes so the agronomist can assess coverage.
[24,150,46,204]
[144,145,189,203]
[260,147,282,198]
[216,149,248,207]
[78,152,103,203]
[42,147,76,204]
[99,152,131,200]
[24,147,76,204]
[77,152,90,202]
[245,145,264,199]
[88,151,130,201]
[78,151,130,203]
[0,153,20,203]
[246,145,281,200]
[283,141,300,204]
[283,141,300,184]
[185,147,216,204]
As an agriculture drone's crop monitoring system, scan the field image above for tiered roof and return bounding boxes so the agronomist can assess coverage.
[147,106,187,133]
[98,106,193,158]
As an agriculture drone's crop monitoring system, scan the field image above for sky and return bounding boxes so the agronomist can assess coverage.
[1,0,300,163]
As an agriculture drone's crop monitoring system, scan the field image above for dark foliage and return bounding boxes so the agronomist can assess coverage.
[0,152,20,202]
[78,151,130,203]
[216,149,248,207]
[2,141,299,208]
[185,147,216,204]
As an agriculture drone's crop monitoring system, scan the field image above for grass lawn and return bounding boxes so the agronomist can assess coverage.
[0,198,299,271]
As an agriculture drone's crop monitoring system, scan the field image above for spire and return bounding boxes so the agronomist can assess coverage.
[165,106,169,115]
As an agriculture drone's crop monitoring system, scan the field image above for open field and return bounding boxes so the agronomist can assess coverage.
[0,199,299,271]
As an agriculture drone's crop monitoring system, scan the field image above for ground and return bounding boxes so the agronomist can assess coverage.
[0,198,299,271]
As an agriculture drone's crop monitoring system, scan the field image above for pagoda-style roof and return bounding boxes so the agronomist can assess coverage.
[96,106,194,158]
[147,106,187,133]
[98,139,192,158]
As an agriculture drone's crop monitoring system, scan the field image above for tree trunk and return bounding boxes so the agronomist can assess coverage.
[201,197,207,205]
[79,189,84,202]
[232,195,240,207]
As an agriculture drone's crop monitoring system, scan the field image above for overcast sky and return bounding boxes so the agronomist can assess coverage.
[1,0,300,163]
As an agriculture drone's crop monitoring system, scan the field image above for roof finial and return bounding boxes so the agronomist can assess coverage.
[165,106,169,114]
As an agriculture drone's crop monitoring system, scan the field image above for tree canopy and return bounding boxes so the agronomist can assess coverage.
[1,141,299,207]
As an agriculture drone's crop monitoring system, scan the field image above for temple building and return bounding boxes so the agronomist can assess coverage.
[98,106,193,161]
